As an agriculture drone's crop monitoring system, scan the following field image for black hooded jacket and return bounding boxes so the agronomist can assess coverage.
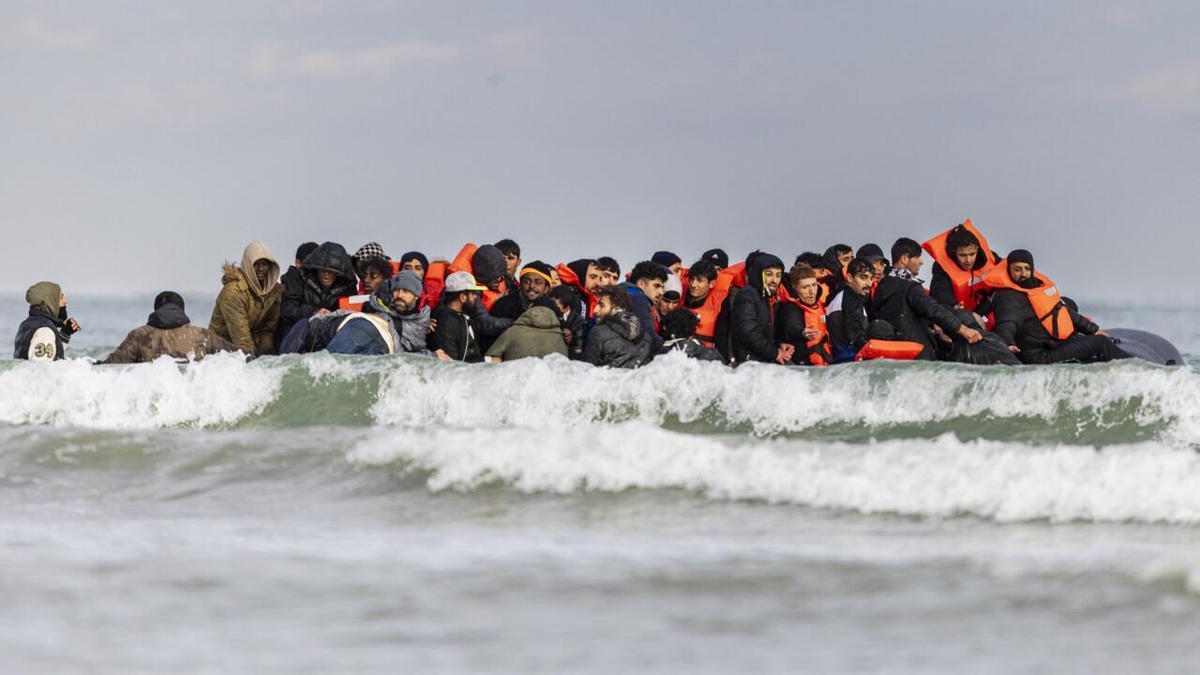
[868,273,963,360]
[728,253,784,365]
[278,242,357,341]
[825,286,869,359]
[583,311,654,368]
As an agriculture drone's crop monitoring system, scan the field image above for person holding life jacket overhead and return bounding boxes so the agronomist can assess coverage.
[924,219,1000,314]
[778,263,832,366]
[987,249,1129,364]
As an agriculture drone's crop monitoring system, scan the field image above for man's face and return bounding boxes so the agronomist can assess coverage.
[317,270,337,287]
[637,277,665,303]
[900,253,924,277]
[595,295,614,320]
[520,275,550,302]
[688,274,712,301]
[762,267,783,295]
[484,278,503,293]
[462,291,480,309]
[850,270,874,297]
[797,277,819,306]
[503,252,521,277]
[667,262,682,276]
[600,268,619,287]
[1009,261,1033,283]
[584,264,605,294]
[870,259,886,280]
[402,260,425,279]
[59,293,68,308]
[657,296,680,316]
[954,244,979,271]
[837,250,854,267]
[253,259,271,284]
[363,267,387,293]
[549,269,561,287]
[391,288,418,312]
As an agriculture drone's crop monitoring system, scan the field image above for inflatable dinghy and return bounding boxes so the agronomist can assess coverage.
[1105,328,1184,366]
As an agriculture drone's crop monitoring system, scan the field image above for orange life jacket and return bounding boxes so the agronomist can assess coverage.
[984,261,1076,341]
[922,219,996,311]
[337,293,372,312]
[778,286,831,366]
[855,340,924,361]
[556,262,599,317]
[684,262,742,345]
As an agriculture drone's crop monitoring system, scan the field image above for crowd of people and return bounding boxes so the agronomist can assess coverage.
[14,220,1132,368]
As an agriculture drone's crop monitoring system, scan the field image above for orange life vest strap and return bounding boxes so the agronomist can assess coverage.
[983,261,1076,341]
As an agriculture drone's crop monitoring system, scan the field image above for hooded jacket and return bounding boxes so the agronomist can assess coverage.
[867,272,963,360]
[485,306,568,361]
[278,242,358,342]
[101,302,236,364]
[583,310,654,368]
[728,253,785,365]
[617,282,665,352]
[208,241,283,354]
[825,286,869,363]
[14,281,70,361]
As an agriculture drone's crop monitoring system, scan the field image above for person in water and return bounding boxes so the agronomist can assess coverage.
[727,252,792,365]
[277,241,357,344]
[989,249,1129,364]
[428,271,487,362]
[209,241,282,355]
[102,292,235,364]
[14,281,80,361]
[583,286,654,368]
[484,298,568,363]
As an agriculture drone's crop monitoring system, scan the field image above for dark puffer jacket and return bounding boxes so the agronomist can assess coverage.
[868,274,962,360]
[277,242,357,342]
[728,253,784,365]
[583,311,654,368]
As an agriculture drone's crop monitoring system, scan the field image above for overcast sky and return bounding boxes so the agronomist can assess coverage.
[3,1,1198,301]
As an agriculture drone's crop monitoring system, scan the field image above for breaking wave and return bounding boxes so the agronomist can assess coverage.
[0,351,1197,446]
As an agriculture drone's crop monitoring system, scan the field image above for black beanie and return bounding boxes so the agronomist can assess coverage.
[856,243,886,261]
[154,291,185,311]
[1007,249,1035,270]
[701,248,729,269]
[400,251,429,270]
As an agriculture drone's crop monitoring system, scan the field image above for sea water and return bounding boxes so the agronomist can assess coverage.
[1,294,1199,673]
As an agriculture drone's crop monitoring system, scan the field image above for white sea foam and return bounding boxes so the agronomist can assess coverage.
[0,353,281,429]
[348,424,1200,524]
[370,352,1200,442]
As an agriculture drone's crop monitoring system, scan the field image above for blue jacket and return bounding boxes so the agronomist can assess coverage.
[618,283,664,352]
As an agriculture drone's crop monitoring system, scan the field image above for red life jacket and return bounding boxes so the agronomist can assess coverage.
[855,340,924,361]
[922,219,996,311]
[984,261,1076,341]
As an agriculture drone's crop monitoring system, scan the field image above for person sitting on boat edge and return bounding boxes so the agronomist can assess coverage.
[988,249,1129,364]
[325,270,431,356]
[14,281,79,362]
[209,241,282,355]
[102,292,235,364]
